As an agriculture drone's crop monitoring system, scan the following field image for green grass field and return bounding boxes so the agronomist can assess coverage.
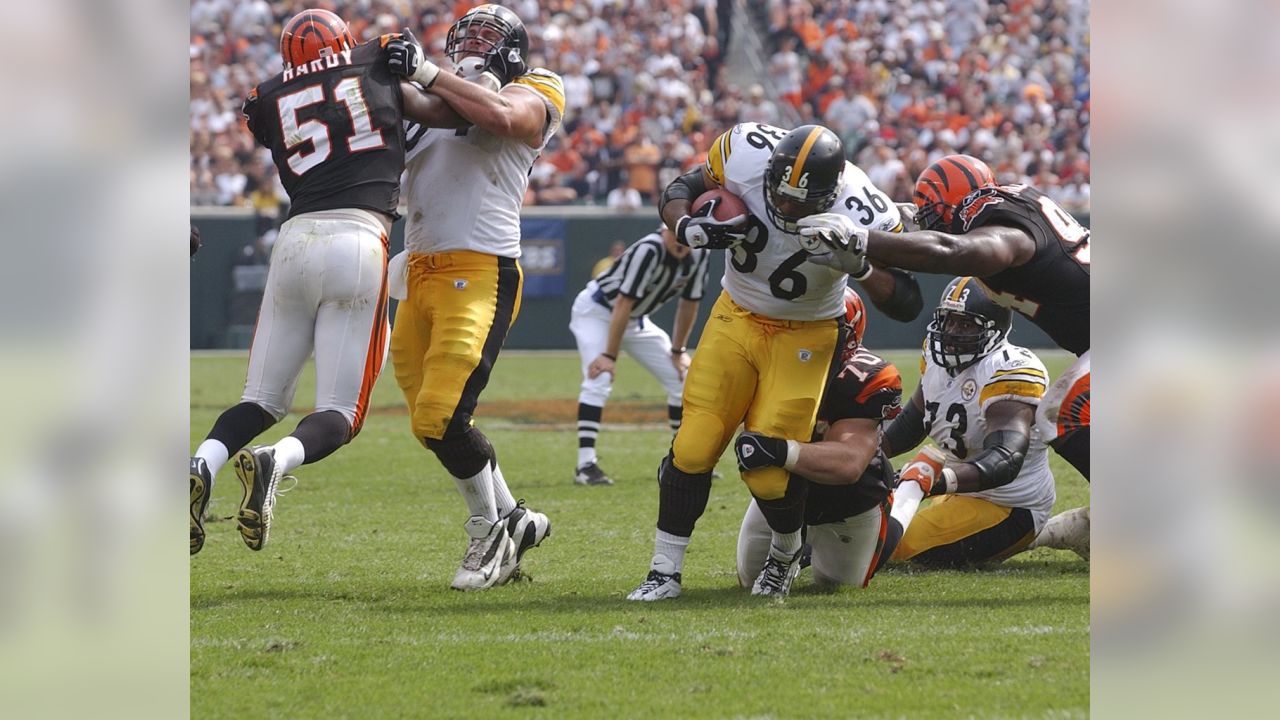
[191,349,1089,719]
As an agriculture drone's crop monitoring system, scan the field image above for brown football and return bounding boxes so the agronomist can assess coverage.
[692,188,749,223]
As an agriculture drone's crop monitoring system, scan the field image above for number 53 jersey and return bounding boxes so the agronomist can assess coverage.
[919,342,1057,531]
[704,123,904,321]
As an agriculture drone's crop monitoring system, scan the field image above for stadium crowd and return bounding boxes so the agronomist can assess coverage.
[191,0,1088,215]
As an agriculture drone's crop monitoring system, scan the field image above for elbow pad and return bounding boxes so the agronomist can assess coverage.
[883,400,927,457]
[874,267,924,323]
[660,168,710,213]
[965,429,1029,490]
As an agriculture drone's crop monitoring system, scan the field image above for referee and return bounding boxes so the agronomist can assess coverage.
[569,226,711,485]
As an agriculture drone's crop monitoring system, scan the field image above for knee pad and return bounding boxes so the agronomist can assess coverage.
[671,412,729,474]
[751,475,807,534]
[742,466,791,501]
[424,427,494,479]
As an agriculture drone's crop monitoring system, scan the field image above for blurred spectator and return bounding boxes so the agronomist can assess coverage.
[741,84,781,126]
[606,174,644,211]
[590,240,627,280]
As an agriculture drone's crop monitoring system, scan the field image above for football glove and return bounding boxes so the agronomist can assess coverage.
[804,248,873,280]
[797,212,869,255]
[896,445,955,496]
[387,29,440,88]
[485,45,528,85]
[676,198,748,250]
[735,431,799,473]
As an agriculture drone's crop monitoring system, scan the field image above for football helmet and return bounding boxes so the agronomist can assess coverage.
[764,125,845,233]
[280,9,354,70]
[927,277,1011,371]
[912,154,996,231]
[445,4,529,75]
[841,286,867,360]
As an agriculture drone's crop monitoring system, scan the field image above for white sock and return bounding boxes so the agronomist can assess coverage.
[491,462,517,516]
[194,440,230,477]
[453,464,499,523]
[273,436,306,475]
[577,447,596,468]
[770,530,802,560]
[890,482,925,530]
[653,530,690,574]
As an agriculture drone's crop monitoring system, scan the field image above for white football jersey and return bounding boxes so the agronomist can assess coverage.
[919,339,1056,530]
[401,68,566,259]
[703,122,903,321]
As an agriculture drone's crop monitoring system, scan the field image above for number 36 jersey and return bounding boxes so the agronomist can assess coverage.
[920,341,1056,530]
[704,123,903,321]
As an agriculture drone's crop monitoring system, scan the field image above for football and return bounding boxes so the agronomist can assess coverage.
[693,188,749,223]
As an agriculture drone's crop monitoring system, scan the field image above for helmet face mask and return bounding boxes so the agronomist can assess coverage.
[763,125,845,233]
[926,278,1011,371]
[445,4,529,70]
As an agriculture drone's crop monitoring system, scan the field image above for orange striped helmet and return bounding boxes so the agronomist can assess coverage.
[841,286,867,361]
[913,155,996,231]
[280,9,354,70]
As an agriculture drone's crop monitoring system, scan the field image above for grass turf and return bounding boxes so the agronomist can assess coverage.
[191,350,1088,719]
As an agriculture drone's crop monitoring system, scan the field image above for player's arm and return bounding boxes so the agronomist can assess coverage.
[399,81,470,129]
[587,294,637,380]
[424,72,548,147]
[734,417,881,486]
[856,265,923,323]
[864,225,1036,276]
[659,168,714,232]
[883,385,928,457]
[898,399,1035,495]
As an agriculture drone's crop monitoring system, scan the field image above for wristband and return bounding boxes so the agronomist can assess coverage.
[601,352,617,361]
[671,346,687,355]
[939,467,958,494]
[412,58,441,88]
[851,258,875,282]
[782,440,801,471]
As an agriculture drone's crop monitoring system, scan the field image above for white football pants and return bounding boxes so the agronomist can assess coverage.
[568,285,684,408]
[736,498,887,588]
[241,209,389,431]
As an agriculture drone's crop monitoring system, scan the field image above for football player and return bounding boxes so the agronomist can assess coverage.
[382,5,562,590]
[628,123,922,601]
[190,9,465,555]
[805,155,1090,483]
[734,289,905,590]
[882,277,1059,566]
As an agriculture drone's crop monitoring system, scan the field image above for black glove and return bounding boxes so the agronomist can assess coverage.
[735,431,790,473]
[387,29,440,87]
[675,197,748,250]
[485,45,528,85]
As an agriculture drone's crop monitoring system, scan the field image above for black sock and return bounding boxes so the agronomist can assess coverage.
[656,452,712,537]
[207,402,276,454]
[291,410,352,465]
[578,402,603,451]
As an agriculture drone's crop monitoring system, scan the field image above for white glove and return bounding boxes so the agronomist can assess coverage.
[675,198,748,249]
[797,212,868,255]
[805,248,873,280]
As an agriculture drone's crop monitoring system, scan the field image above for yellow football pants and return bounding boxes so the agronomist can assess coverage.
[891,494,1036,565]
[673,291,839,499]
[390,250,522,442]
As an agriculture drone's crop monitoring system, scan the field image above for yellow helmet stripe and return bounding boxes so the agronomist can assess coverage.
[787,126,826,189]
[948,277,973,302]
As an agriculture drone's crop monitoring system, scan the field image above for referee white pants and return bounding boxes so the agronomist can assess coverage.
[241,209,390,432]
[568,286,685,408]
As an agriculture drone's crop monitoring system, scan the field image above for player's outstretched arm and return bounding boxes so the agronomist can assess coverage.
[856,265,924,323]
[659,168,715,233]
[735,417,881,486]
[864,225,1036,277]
[400,82,469,129]
[428,71,548,147]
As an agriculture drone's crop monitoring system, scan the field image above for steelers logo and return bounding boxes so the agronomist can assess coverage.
[961,379,978,401]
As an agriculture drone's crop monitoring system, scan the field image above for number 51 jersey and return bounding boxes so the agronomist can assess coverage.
[704,123,904,321]
[920,341,1057,531]
[244,38,406,220]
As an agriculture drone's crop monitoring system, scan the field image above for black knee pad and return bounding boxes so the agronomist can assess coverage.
[657,451,713,537]
[425,427,495,479]
[752,474,808,535]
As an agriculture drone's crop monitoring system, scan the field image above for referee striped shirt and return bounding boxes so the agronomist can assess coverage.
[590,230,710,318]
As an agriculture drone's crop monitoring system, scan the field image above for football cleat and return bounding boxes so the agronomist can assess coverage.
[626,569,683,601]
[233,445,284,552]
[190,457,212,555]
[751,548,802,598]
[574,461,614,486]
[502,502,551,563]
[452,515,517,591]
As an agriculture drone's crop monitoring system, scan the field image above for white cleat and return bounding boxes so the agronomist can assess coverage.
[626,570,683,601]
[498,502,551,584]
[751,549,802,598]
[451,515,517,591]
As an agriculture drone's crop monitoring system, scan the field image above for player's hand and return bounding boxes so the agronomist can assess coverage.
[896,445,949,496]
[387,29,440,88]
[671,350,691,380]
[804,248,873,280]
[798,212,868,255]
[484,45,528,85]
[894,202,921,231]
[587,354,616,380]
[735,431,791,473]
[676,198,747,249]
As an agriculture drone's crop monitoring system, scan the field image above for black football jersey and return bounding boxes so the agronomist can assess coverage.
[244,39,405,220]
[946,184,1090,355]
[804,348,903,525]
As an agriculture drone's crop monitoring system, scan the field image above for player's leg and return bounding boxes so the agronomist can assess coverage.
[629,292,756,600]
[1038,351,1090,480]
[735,499,773,588]
[891,495,1037,567]
[808,504,890,587]
[741,315,840,596]
[568,290,615,485]
[623,316,685,433]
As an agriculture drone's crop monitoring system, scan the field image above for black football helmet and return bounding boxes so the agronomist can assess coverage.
[445,4,529,79]
[763,125,845,233]
[927,277,1011,371]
